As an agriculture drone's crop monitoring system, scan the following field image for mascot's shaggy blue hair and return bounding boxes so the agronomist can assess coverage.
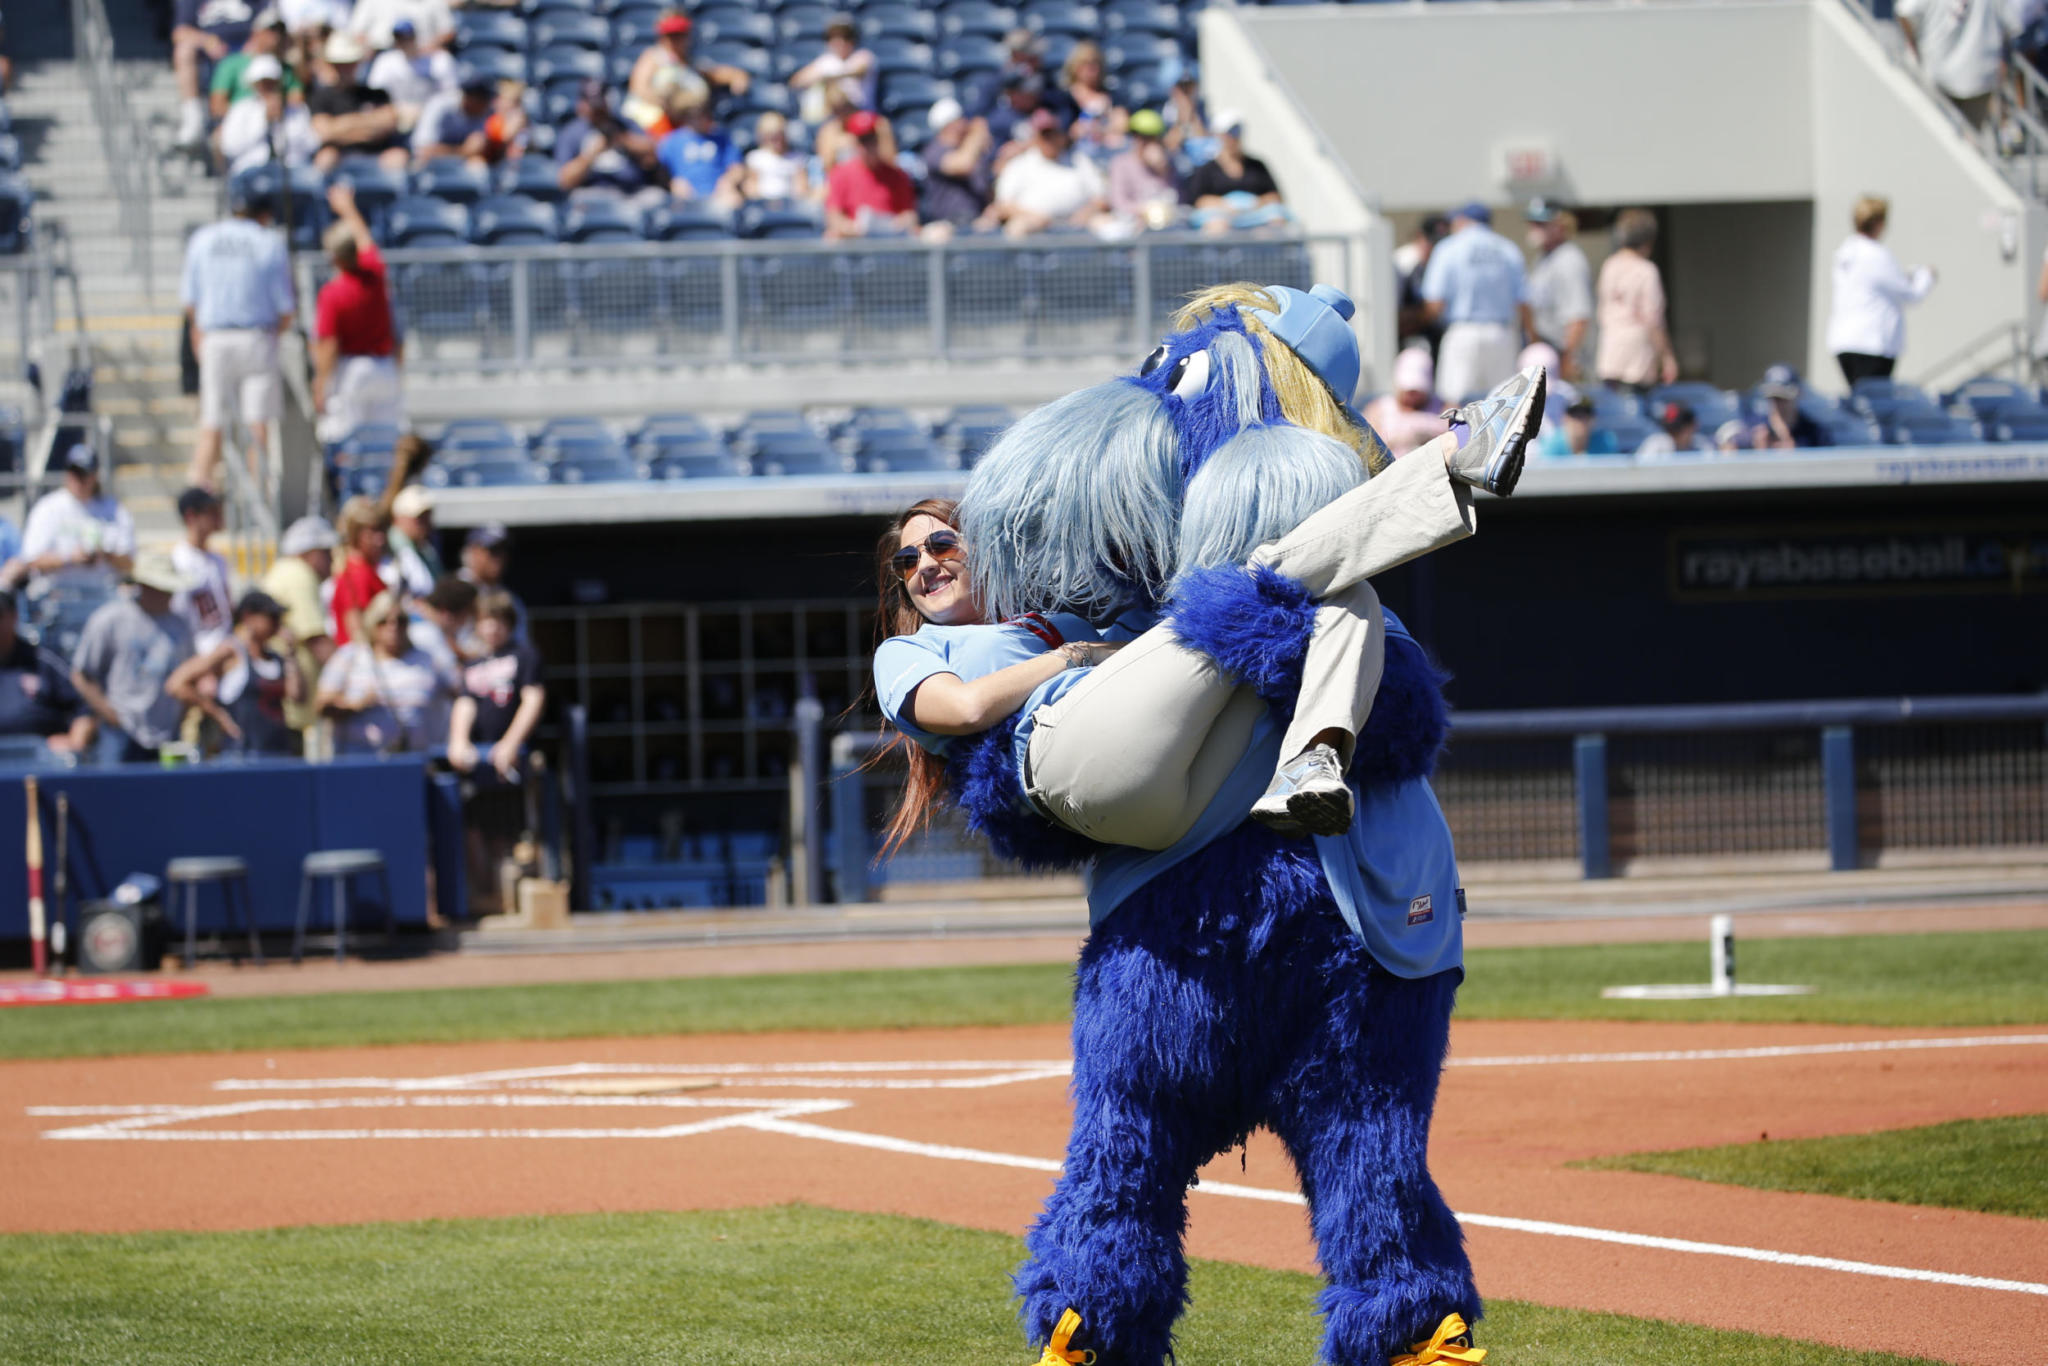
[945,285,1479,1364]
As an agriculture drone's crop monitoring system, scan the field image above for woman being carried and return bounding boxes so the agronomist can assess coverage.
[873,366,1543,851]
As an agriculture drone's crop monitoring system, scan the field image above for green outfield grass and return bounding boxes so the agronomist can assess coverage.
[1585,1113,2048,1219]
[0,1205,1943,1366]
[3,929,2043,1061]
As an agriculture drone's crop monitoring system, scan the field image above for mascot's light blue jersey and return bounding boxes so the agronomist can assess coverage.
[1087,608,1463,980]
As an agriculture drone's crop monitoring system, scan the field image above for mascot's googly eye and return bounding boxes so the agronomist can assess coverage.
[1166,349,1212,400]
[1139,343,1169,377]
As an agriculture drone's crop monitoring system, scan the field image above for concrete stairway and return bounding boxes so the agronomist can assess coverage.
[5,0,225,545]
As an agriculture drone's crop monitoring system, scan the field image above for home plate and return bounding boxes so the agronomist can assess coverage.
[541,1077,723,1096]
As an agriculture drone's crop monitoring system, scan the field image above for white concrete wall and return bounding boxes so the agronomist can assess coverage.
[1226,0,2031,392]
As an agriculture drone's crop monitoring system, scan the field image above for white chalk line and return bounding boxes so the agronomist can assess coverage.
[1448,1032,2048,1068]
[33,1095,852,1142]
[212,1060,1073,1092]
[736,1115,2048,1300]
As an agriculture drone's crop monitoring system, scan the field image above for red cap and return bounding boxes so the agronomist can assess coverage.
[845,109,879,137]
[656,13,691,35]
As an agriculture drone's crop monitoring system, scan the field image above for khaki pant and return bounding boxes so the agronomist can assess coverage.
[1023,439,1475,850]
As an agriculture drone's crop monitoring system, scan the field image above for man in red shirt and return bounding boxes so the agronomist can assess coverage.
[313,182,403,443]
[824,110,919,240]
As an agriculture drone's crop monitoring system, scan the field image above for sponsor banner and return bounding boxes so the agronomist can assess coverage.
[1671,525,2048,600]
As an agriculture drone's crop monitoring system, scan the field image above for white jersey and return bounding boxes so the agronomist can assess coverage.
[172,542,236,653]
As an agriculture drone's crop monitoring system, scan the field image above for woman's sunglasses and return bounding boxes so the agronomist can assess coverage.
[891,529,964,580]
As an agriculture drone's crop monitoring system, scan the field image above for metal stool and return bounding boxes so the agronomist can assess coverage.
[164,856,262,968]
[293,849,392,964]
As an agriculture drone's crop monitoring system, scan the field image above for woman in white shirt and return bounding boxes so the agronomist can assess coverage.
[317,590,459,755]
[741,112,810,203]
[1825,195,1937,389]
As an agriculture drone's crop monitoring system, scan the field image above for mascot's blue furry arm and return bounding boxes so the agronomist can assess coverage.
[942,563,1450,870]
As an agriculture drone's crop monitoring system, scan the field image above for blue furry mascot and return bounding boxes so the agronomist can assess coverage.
[951,284,1484,1366]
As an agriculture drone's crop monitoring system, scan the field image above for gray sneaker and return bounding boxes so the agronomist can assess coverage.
[1251,743,1353,838]
[1444,365,1546,496]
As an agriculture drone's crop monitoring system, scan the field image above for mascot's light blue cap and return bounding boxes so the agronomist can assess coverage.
[1251,284,1359,403]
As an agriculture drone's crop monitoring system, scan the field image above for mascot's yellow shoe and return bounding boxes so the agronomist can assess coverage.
[1038,1309,1097,1364]
[1391,1313,1486,1365]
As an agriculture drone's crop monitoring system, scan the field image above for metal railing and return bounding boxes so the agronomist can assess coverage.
[296,230,1353,374]
[816,693,2048,901]
[71,0,157,301]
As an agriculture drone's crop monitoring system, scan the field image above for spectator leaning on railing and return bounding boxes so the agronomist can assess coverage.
[182,179,295,493]
[0,589,93,758]
[313,182,404,443]
[71,554,198,765]
[167,589,304,757]
[216,55,318,174]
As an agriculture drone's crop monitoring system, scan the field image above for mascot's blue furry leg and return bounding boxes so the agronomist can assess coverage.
[1269,962,1477,1363]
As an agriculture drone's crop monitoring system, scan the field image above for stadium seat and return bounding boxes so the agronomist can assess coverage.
[698,8,777,44]
[1889,414,1982,445]
[861,5,940,41]
[649,446,745,479]
[425,458,551,487]
[532,44,607,97]
[469,194,559,245]
[495,155,568,204]
[1597,417,1653,453]
[736,203,823,238]
[940,0,1018,38]
[936,34,1007,75]
[385,194,468,246]
[740,408,813,435]
[1823,415,1883,446]
[635,413,720,444]
[609,9,663,50]
[532,10,611,48]
[560,197,642,243]
[1649,383,1739,432]
[536,417,617,446]
[335,422,402,466]
[731,80,798,116]
[1102,0,1180,34]
[773,39,828,80]
[701,40,773,78]
[860,437,957,473]
[552,453,648,483]
[341,464,394,498]
[329,157,407,233]
[777,6,833,41]
[412,157,493,206]
[879,71,949,116]
[1945,377,2035,423]
[942,405,1012,462]
[456,10,530,50]
[1849,377,1941,423]
[1104,32,1180,69]
[0,134,22,173]
[1994,417,2048,442]
[461,45,530,86]
[1022,0,1101,36]
[750,432,855,475]
[643,201,735,240]
[838,406,925,440]
[437,418,525,451]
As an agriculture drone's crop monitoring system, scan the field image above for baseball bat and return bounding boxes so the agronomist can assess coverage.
[53,793,69,973]
[24,774,44,976]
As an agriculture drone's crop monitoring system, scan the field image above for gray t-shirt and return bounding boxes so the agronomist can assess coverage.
[1526,240,1593,358]
[71,597,195,747]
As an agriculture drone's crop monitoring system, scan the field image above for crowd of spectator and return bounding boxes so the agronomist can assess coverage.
[177,0,1285,243]
[1387,191,1952,460]
[0,435,546,917]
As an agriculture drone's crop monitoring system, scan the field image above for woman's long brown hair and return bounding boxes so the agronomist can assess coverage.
[872,497,961,857]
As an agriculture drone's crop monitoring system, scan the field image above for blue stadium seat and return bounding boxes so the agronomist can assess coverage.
[838,406,924,440]
[532,44,607,96]
[860,437,956,473]
[425,458,551,487]
[701,40,773,78]
[382,193,466,244]
[936,34,1006,75]
[740,408,813,434]
[0,134,22,173]
[552,453,648,482]
[649,445,744,478]
[457,10,531,49]
[731,80,797,116]
[341,464,394,498]
[1849,377,1940,423]
[643,201,734,240]
[1944,377,2035,423]
[437,418,525,450]
[330,156,407,234]
[1597,417,1653,453]
[750,431,855,475]
[560,197,642,243]
[698,8,777,44]
[940,0,1018,36]
[872,36,936,75]
[1023,0,1101,35]
[773,38,827,80]
[879,71,949,116]
[460,45,530,86]
[532,9,611,47]
[609,9,664,50]
[335,422,403,466]
[635,413,720,444]
[1588,387,1642,421]
[1649,383,1739,432]
[942,404,1012,462]
[736,203,823,238]
[1889,414,1982,445]
[537,417,617,445]
[231,164,326,249]
[1104,31,1180,69]
[1102,0,1179,34]
[412,157,493,205]
[1994,417,2048,442]
[862,4,940,41]
[495,156,568,204]
[1823,415,1882,446]
[777,5,833,40]
[469,194,559,245]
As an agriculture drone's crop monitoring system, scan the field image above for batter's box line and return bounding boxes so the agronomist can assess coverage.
[33,1095,852,1142]
[211,1060,1076,1093]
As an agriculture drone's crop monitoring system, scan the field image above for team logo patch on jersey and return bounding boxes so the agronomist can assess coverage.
[1407,894,1434,926]
[1455,887,1467,918]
